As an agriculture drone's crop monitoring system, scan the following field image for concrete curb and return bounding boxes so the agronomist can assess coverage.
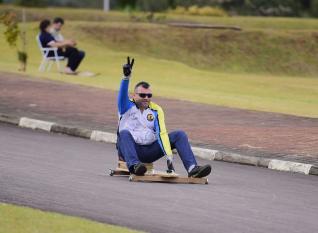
[1,113,317,177]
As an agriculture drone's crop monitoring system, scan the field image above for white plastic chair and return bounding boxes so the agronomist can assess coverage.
[36,34,64,72]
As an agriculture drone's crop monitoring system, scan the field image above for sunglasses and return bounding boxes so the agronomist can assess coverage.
[137,93,153,98]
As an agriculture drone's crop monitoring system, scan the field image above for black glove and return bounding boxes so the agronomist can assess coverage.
[166,159,175,173]
[123,56,134,77]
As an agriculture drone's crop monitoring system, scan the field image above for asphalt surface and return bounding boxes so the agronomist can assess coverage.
[0,123,318,233]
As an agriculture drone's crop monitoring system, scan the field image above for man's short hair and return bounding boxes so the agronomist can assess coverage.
[53,17,64,25]
[135,81,150,91]
[39,19,51,33]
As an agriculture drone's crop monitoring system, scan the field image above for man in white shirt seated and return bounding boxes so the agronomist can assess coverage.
[117,57,212,178]
[50,17,65,42]
[47,17,85,74]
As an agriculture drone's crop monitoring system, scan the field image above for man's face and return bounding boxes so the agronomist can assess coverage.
[53,22,63,31]
[133,86,152,109]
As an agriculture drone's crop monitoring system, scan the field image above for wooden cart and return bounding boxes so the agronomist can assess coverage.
[109,161,208,185]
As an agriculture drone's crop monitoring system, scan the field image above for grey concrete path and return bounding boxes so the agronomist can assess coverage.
[0,123,317,233]
[1,72,318,166]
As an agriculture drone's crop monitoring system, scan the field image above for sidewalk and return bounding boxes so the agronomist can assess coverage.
[1,71,318,166]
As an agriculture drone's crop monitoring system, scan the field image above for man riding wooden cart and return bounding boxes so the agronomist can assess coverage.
[110,57,212,184]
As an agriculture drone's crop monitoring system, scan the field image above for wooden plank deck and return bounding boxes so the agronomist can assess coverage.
[129,174,208,185]
[109,161,209,184]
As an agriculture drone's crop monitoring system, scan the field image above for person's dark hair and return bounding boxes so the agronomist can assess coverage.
[53,17,64,25]
[135,81,150,91]
[39,19,51,33]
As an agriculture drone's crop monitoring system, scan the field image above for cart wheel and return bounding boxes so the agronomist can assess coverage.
[129,175,133,181]
[109,169,115,176]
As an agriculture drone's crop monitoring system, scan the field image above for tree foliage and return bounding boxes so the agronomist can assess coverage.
[0,11,28,71]
[0,11,20,47]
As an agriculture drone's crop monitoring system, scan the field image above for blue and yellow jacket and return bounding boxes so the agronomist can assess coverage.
[117,78,173,158]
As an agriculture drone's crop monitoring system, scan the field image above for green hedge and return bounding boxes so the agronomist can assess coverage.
[136,0,170,12]
[312,0,318,16]
[7,0,318,17]
[14,0,102,8]
[14,0,48,7]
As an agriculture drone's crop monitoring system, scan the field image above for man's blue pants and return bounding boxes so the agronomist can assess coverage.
[117,130,197,172]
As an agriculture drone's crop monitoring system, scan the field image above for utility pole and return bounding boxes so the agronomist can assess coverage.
[103,0,110,12]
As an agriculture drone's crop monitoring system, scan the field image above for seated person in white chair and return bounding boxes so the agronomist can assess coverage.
[39,19,85,74]
[50,17,86,73]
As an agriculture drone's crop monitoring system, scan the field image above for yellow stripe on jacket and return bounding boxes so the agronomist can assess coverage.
[149,102,173,157]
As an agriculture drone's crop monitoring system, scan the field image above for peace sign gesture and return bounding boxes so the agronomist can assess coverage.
[123,56,135,77]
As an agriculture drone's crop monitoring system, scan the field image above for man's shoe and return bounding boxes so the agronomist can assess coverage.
[133,163,147,176]
[188,165,211,178]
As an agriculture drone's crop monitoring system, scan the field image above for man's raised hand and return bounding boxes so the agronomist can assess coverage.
[123,56,135,77]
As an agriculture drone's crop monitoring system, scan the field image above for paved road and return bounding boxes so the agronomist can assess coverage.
[0,123,317,233]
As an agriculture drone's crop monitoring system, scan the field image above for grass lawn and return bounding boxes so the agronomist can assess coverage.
[0,7,318,118]
[0,203,144,233]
